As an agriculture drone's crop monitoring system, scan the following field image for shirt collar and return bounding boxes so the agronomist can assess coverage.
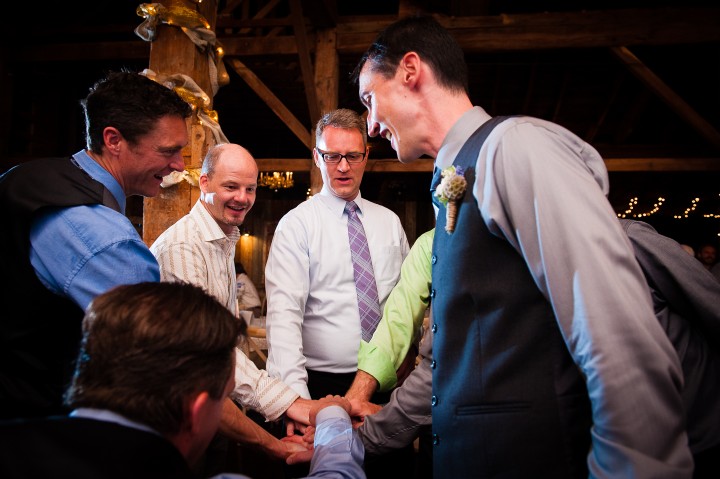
[317,186,366,219]
[71,408,160,436]
[193,199,241,244]
[72,150,127,215]
[435,106,492,170]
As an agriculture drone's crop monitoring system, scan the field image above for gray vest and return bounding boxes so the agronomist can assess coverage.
[430,117,591,478]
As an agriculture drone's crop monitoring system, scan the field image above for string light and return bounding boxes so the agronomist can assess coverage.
[617,197,664,218]
[703,193,720,219]
[673,198,700,219]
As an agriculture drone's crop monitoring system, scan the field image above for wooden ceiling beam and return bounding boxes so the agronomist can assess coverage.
[16,8,720,61]
[228,58,312,149]
[256,157,720,172]
[337,7,720,53]
[611,46,720,151]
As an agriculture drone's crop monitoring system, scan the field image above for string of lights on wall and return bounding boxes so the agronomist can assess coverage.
[615,193,720,220]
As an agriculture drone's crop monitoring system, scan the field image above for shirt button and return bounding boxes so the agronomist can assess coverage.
[432,434,440,445]
[431,255,437,265]
[431,323,437,333]
[430,288,436,299]
[431,395,438,406]
[430,359,436,369]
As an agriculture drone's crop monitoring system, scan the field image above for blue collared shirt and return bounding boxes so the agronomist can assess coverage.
[29,150,160,310]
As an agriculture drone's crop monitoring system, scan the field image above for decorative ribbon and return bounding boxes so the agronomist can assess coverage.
[141,69,229,188]
[135,3,229,94]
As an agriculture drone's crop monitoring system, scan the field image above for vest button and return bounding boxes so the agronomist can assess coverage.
[430,359,436,369]
[432,433,440,445]
[431,395,438,406]
[431,323,437,333]
[430,288,436,298]
[431,255,437,264]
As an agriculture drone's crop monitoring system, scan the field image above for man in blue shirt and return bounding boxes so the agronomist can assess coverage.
[0,70,192,418]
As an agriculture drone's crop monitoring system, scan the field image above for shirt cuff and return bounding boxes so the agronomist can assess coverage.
[357,341,397,391]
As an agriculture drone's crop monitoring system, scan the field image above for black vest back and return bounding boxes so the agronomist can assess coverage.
[0,157,119,419]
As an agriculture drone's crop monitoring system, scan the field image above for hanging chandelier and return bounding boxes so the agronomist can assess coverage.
[259,171,294,191]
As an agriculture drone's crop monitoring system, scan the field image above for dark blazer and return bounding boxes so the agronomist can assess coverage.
[0,416,198,479]
[621,219,720,455]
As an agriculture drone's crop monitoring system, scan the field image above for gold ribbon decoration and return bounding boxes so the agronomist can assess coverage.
[142,69,229,188]
[135,3,229,94]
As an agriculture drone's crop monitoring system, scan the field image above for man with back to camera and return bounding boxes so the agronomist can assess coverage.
[0,281,365,479]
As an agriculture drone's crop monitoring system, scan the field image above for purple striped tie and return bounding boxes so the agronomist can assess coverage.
[345,201,382,342]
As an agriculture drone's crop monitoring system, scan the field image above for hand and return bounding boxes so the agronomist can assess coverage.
[285,397,314,427]
[267,436,311,462]
[348,398,382,428]
[308,395,352,425]
[284,426,316,465]
[284,418,308,437]
[286,444,315,465]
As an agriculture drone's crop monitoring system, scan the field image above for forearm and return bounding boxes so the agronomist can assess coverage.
[345,370,379,401]
[359,355,432,456]
[231,349,299,421]
[219,399,287,460]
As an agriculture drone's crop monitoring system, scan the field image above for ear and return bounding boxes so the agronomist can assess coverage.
[103,127,123,155]
[312,147,321,168]
[399,52,422,89]
[199,173,209,193]
[364,145,370,160]
[187,391,211,435]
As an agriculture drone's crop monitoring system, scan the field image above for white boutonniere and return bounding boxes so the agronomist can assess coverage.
[435,166,467,233]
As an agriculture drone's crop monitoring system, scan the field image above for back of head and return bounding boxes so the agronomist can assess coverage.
[80,70,193,154]
[352,15,468,94]
[65,281,241,436]
[315,108,367,147]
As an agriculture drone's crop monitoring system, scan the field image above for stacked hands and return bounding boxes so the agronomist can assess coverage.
[278,395,380,465]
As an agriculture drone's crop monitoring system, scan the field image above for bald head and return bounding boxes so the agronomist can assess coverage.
[199,143,258,235]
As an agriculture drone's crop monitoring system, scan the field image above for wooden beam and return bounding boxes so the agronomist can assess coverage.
[290,0,321,125]
[337,8,720,53]
[255,157,720,173]
[143,0,218,247]
[311,27,339,194]
[610,46,720,151]
[604,158,720,172]
[228,58,312,149]
[16,8,720,61]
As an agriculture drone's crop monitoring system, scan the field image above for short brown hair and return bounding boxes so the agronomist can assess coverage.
[65,281,242,436]
[315,108,367,148]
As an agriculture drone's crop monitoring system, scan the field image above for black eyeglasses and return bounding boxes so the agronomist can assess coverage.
[316,148,367,164]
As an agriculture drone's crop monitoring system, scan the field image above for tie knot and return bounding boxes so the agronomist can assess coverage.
[345,201,358,216]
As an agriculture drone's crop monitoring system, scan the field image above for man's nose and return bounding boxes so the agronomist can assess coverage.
[366,113,379,137]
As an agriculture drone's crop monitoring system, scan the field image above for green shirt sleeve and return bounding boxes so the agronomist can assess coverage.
[358,228,434,391]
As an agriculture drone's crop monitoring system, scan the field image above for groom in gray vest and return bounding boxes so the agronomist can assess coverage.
[353,15,692,479]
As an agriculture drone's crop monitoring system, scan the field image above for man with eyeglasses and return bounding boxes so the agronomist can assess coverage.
[265,108,411,477]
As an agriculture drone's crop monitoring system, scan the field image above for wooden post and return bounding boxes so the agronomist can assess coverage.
[310,28,339,194]
[142,0,218,246]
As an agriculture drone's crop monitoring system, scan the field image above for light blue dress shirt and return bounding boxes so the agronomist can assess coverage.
[29,150,160,310]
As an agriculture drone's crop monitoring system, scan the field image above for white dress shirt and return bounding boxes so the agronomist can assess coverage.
[265,188,409,398]
[151,200,298,420]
